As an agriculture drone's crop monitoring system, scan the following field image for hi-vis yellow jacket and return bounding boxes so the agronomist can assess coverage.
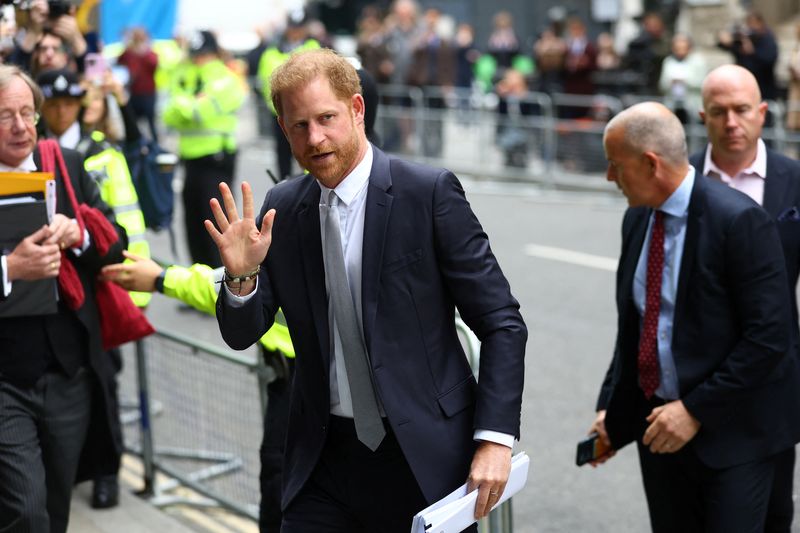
[257,39,320,115]
[81,131,151,307]
[163,263,294,357]
[163,59,245,159]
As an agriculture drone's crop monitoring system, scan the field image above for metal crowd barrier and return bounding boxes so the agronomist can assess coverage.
[364,84,800,188]
[120,316,514,532]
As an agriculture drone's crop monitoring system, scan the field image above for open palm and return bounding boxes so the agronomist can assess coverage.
[205,181,275,276]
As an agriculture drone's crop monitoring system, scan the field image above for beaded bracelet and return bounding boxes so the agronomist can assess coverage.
[222,266,261,284]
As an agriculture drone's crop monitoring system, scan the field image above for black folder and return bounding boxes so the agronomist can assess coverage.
[0,200,58,317]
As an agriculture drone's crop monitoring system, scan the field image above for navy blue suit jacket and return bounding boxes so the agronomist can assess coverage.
[690,147,800,334]
[217,146,527,508]
[598,174,800,469]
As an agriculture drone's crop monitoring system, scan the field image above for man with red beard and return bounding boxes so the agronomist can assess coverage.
[208,48,527,532]
[689,63,800,532]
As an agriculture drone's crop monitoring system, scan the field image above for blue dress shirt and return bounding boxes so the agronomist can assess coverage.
[633,167,695,400]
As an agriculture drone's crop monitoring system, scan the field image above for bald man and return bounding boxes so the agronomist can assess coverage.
[591,102,800,532]
[689,63,800,533]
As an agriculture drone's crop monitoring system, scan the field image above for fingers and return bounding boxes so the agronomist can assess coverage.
[122,250,145,262]
[26,225,53,245]
[210,198,230,234]
[468,441,511,519]
[260,208,276,240]
[241,181,254,220]
[219,181,240,223]
[204,219,224,247]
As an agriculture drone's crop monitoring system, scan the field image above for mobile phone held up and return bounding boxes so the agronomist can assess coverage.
[84,53,106,84]
[575,433,612,466]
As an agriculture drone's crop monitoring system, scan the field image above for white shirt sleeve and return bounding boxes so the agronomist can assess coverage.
[222,275,259,307]
[473,429,516,449]
[70,228,91,257]
[1,255,11,297]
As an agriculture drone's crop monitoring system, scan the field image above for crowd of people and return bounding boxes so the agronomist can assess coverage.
[1,0,800,532]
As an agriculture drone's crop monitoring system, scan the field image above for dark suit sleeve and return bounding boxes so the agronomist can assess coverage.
[682,206,791,426]
[431,170,527,437]
[216,189,279,350]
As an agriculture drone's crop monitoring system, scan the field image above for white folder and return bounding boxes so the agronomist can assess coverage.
[410,452,530,533]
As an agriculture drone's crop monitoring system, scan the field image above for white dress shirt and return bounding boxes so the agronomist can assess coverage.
[702,139,767,206]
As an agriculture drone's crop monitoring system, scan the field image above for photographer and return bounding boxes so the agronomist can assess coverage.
[717,10,778,100]
[7,0,87,74]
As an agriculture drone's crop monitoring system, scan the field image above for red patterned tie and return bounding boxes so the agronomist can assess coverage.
[638,211,664,399]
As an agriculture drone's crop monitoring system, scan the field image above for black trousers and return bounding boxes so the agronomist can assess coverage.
[0,368,92,533]
[281,416,428,533]
[765,446,796,533]
[259,354,295,533]
[129,93,158,143]
[182,152,236,267]
[637,440,783,533]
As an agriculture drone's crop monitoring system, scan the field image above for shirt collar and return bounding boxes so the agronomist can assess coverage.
[54,122,81,151]
[318,143,373,206]
[703,138,767,182]
[0,153,36,172]
[658,165,694,218]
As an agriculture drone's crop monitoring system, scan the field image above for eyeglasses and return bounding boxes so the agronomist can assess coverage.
[0,109,40,127]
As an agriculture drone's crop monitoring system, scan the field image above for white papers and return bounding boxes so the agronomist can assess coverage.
[45,179,56,222]
[410,452,529,533]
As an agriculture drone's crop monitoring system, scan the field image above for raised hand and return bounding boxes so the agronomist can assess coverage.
[205,181,275,281]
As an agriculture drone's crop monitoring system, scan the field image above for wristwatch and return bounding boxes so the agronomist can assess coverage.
[154,269,166,294]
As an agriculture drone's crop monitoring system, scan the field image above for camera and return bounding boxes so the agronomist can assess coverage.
[46,0,71,19]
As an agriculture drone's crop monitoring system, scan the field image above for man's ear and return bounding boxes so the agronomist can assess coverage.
[698,110,706,125]
[643,151,660,175]
[351,93,365,124]
[277,116,288,138]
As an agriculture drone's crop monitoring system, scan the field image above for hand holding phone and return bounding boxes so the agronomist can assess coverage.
[575,432,613,466]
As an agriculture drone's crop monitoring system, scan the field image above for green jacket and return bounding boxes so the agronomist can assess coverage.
[257,39,320,115]
[163,264,294,357]
[81,131,151,307]
[163,58,245,159]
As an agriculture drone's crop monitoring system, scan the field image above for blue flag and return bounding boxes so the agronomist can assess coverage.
[101,0,178,45]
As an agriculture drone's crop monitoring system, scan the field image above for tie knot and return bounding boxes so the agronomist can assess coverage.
[328,190,339,207]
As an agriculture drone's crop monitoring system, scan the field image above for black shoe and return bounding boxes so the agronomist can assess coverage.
[91,475,119,509]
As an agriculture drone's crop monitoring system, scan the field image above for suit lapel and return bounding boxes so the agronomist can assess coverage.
[361,147,393,351]
[762,150,788,217]
[296,180,330,367]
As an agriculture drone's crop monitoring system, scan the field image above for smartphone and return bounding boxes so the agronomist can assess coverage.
[84,53,106,83]
[575,433,612,466]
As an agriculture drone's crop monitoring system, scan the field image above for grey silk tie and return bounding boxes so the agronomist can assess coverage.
[323,190,385,451]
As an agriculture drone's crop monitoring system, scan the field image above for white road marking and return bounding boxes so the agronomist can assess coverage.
[524,244,618,272]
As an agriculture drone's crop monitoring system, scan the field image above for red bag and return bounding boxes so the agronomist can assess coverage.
[38,139,154,349]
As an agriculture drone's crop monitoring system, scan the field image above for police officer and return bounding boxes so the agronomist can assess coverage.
[163,30,245,267]
[257,11,319,181]
[37,67,152,509]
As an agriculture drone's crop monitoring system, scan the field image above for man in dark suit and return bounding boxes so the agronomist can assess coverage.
[689,63,800,532]
[589,101,800,532]
[208,48,527,531]
[0,65,125,532]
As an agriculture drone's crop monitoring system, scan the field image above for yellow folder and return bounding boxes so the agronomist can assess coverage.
[0,172,54,196]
